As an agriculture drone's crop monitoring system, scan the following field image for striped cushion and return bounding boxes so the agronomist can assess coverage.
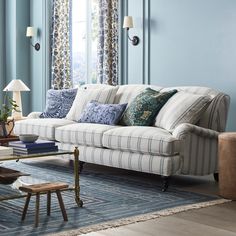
[14,119,75,140]
[103,126,180,156]
[55,123,117,147]
[66,85,119,121]
[160,86,230,132]
[155,91,212,131]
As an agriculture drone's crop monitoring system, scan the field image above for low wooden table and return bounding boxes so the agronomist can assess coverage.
[0,148,83,207]
[0,135,19,146]
[20,182,69,227]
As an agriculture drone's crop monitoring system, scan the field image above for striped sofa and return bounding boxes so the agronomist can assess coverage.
[14,85,230,190]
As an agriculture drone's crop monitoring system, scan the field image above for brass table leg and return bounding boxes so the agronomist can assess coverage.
[74,147,83,207]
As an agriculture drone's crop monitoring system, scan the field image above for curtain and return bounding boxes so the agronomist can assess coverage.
[51,0,72,89]
[97,0,119,86]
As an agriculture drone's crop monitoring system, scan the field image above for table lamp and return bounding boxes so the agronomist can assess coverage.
[3,79,30,119]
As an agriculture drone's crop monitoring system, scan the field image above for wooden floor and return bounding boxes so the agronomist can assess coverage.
[79,164,236,236]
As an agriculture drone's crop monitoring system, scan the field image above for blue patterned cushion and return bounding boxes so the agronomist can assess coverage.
[40,88,78,118]
[79,101,127,125]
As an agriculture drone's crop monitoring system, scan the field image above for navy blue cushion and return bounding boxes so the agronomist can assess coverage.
[40,88,77,118]
[79,101,127,125]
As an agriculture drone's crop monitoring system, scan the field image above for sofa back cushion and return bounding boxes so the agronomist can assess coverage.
[160,86,230,132]
[114,85,162,105]
[155,91,212,131]
[66,85,119,121]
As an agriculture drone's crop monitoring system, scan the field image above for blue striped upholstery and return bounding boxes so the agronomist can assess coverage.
[57,143,182,176]
[14,118,75,140]
[173,123,219,175]
[16,85,229,177]
[103,126,180,156]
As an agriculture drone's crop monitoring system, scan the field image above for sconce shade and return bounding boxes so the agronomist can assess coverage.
[3,80,30,92]
[123,16,134,29]
[26,27,35,37]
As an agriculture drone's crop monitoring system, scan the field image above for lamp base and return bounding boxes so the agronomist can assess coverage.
[12,91,23,119]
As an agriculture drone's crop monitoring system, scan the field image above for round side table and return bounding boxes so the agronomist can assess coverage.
[219,132,236,200]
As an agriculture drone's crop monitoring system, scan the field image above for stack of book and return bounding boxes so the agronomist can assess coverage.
[9,140,58,155]
[0,146,13,157]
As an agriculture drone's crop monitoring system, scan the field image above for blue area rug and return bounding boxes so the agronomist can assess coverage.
[0,161,222,236]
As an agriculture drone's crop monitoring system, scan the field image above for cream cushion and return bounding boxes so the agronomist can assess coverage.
[66,85,119,121]
[14,118,75,140]
[55,123,117,147]
[155,91,212,131]
[103,126,180,156]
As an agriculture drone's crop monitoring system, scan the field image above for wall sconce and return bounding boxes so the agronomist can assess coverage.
[26,27,40,51]
[123,16,139,46]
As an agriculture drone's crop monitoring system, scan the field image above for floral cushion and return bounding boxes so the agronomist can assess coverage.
[40,88,77,118]
[79,101,127,125]
[121,88,177,126]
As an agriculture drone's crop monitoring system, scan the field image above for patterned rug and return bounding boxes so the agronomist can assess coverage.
[0,160,227,236]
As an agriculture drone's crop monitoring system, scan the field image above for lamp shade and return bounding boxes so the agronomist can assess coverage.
[3,80,30,92]
[26,27,35,37]
[123,16,134,29]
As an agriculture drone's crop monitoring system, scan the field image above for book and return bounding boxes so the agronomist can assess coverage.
[9,140,56,149]
[13,145,58,155]
[0,146,13,156]
[10,142,56,151]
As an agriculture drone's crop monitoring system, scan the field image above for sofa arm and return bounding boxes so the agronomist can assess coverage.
[27,112,42,119]
[173,123,219,139]
[172,123,219,176]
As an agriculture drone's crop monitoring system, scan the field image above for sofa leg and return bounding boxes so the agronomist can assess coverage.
[79,161,85,173]
[213,173,219,182]
[161,176,170,192]
[69,160,85,173]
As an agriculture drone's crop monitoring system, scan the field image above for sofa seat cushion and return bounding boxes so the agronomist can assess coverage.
[55,123,118,147]
[103,126,180,156]
[14,119,75,140]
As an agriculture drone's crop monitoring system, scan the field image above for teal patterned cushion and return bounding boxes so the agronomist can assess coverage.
[121,88,177,126]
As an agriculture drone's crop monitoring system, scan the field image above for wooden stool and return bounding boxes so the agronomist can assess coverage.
[219,133,236,200]
[19,182,69,227]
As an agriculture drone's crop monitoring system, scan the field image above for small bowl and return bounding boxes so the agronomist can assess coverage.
[19,134,39,143]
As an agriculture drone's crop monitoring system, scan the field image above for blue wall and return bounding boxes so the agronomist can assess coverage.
[0,0,5,102]
[2,0,236,131]
[30,0,50,112]
[121,0,236,131]
[0,0,49,114]
[1,0,31,115]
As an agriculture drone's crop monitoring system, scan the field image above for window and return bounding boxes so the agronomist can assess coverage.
[72,0,98,87]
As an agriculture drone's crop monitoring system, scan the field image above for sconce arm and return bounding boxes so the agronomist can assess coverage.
[126,29,139,46]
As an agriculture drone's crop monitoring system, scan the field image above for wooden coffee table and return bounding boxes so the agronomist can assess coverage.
[0,147,83,207]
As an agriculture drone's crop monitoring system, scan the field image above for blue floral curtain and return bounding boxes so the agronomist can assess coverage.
[51,0,72,89]
[97,0,119,86]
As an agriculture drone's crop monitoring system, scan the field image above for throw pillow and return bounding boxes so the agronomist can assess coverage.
[121,88,178,126]
[79,101,127,125]
[40,88,77,118]
[66,85,119,121]
[155,91,212,131]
